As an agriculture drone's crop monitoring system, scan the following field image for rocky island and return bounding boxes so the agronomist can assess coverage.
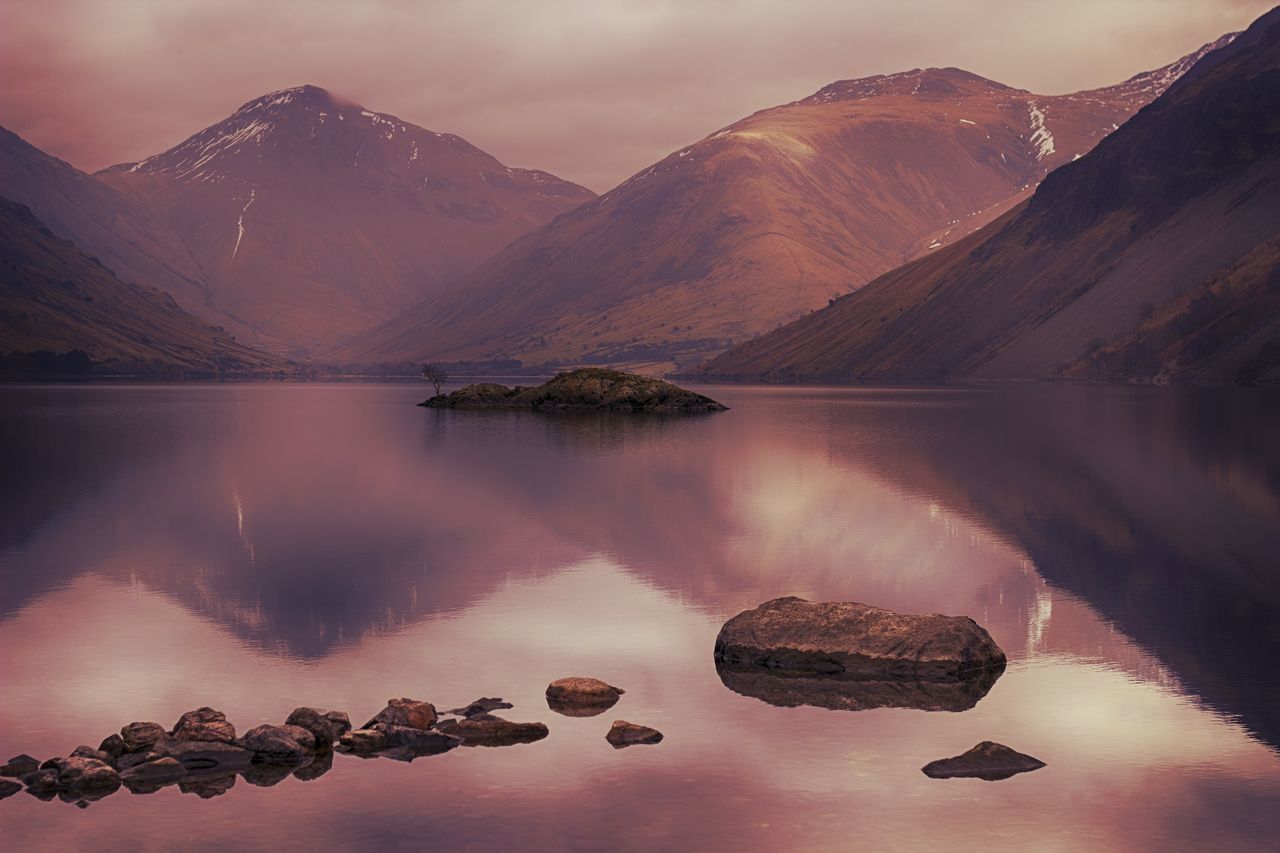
[418,368,727,412]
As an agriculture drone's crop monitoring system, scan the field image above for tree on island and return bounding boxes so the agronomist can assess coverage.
[422,363,448,395]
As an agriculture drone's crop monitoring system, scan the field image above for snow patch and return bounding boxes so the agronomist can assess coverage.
[959,118,976,125]
[232,189,256,261]
[1027,102,1055,160]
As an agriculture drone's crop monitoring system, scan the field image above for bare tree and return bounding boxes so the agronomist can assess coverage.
[422,363,448,396]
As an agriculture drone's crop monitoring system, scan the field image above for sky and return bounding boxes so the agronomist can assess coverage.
[0,0,1272,192]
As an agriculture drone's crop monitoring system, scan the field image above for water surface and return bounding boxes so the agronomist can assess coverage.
[1,382,1278,851]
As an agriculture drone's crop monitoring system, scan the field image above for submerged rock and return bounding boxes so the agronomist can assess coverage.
[714,597,1007,681]
[436,714,549,747]
[921,741,1046,781]
[2,754,40,777]
[419,368,728,413]
[447,698,514,718]
[285,707,351,746]
[364,698,438,731]
[605,721,663,748]
[172,707,237,744]
[546,677,625,717]
[120,721,167,753]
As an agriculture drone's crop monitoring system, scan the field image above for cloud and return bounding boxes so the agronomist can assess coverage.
[0,0,1271,191]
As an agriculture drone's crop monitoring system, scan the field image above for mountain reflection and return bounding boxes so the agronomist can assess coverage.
[1,384,1278,750]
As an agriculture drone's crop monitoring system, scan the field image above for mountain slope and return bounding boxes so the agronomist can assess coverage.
[699,10,1280,385]
[93,85,594,355]
[0,198,288,374]
[325,38,1233,370]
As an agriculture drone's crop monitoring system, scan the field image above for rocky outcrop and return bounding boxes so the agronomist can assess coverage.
[172,707,237,743]
[921,741,1046,780]
[714,597,1006,681]
[605,721,663,748]
[285,707,352,746]
[419,369,727,413]
[546,677,625,717]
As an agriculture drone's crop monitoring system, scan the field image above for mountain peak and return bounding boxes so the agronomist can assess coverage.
[802,67,1010,105]
[233,85,346,115]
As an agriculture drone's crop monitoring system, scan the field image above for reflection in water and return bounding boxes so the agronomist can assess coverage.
[714,662,1004,712]
[1,383,1279,851]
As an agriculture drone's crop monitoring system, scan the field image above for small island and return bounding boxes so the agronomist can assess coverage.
[418,368,728,412]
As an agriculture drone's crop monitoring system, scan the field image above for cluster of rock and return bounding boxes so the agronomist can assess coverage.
[544,677,663,749]
[418,368,728,412]
[713,597,1044,781]
[1,680,665,808]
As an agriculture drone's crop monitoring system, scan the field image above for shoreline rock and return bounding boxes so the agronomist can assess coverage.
[921,741,1046,781]
[419,368,727,413]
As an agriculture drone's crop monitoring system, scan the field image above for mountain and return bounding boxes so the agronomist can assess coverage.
[91,85,595,355]
[699,10,1279,385]
[325,37,1234,371]
[0,198,288,375]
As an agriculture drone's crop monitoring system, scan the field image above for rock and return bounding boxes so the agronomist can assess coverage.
[120,721,167,752]
[117,750,162,770]
[921,741,1046,781]
[374,724,463,754]
[364,698,438,731]
[171,707,237,743]
[45,756,120,794]
[447,698,514,718]
[1,754,40,777]
[436,714,549,747]
[19,768,60,798]
[605,721,664,748]
[98,734,126,759]
[714,597,1007,681]
[338,728,387,752]
[70,745,115,768]
[154,739,254,771]
[285,707,352,746]
[714,665,1003,713]
[546,677,625,717]
[0,778,22,799]
[120,757,187,789]
[236,725,312,763]
[420,368,728,413]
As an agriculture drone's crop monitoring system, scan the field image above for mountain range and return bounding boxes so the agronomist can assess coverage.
[699,9,1280,385]
[325,37,1234,371]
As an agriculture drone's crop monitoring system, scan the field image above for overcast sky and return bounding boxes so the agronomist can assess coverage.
[0,0,1271,191]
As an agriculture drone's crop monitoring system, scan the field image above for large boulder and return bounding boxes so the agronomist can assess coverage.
[714,597,1006,681]
[171,707,237,743]
[364,698,438,731]
[120,721,167,752]
[545,678,625,717]
[921,741,1046,781]
[237,724,314,763]
[1,754,40,777]
[436,714,549,747]
[284,707,351,746]
[605,721,663,748]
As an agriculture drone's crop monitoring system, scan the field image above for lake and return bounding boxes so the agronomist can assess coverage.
[1,382,1278,852]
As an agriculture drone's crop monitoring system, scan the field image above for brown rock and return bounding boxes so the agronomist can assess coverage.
[447,698,514,718]
[236,725,312,763]
[364,698,438,731]
[436,714,549,747]
[714,597,1006,680]
[46,756,121,793]
[284,707,351,746]
[71,745,115,767]
[1,754,40,777]
[154,739,254,771]
[98,734,126,759]
[0,779,22,800]
[374,724,462,754]
[338,728,388,752]
[19,768,60,798]
[545,678,625,717]
[922,741,1046,781]
[120,757,187,790]
[120,721,167,752]
[117,750,162,770]
[172,707,237,744]
[605,721,664,748]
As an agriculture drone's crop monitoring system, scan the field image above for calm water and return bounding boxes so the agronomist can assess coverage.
[1,382,1278,852]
